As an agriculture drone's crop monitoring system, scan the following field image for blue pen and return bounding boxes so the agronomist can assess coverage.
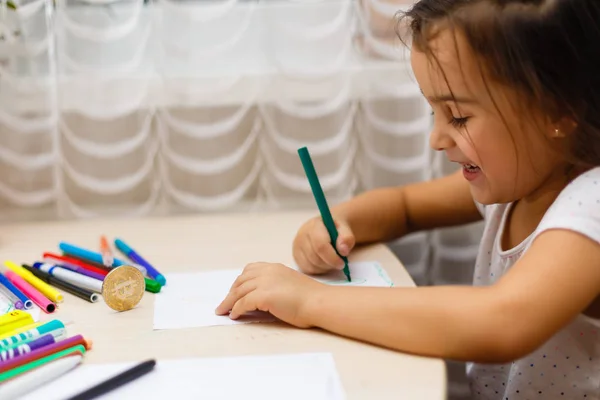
[114,239,166,286]
[58,242,147,276]
[0,273,32,310]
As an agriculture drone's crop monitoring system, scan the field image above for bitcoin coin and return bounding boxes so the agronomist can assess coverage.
[101,265,145,312]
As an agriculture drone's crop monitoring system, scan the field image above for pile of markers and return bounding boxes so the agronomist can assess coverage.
[0,236,165,315]
[0,236,166,398]
[0,314,92,398]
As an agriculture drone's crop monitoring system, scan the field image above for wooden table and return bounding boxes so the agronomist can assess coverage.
[0,210,446,399]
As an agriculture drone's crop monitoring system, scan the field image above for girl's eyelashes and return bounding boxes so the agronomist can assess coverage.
[450,116,469,128]
[430,107,469,128]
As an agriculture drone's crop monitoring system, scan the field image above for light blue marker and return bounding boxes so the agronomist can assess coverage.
[58,242,147,276]
[59,242,113,266]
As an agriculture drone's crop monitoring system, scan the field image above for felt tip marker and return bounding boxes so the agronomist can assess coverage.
[4,272,56,314]
[0,334,56,362]
[100,235,113,267]
[298,147,351,282]
[0,320,66,350]
[0,311,34,336]
[0,273,33,310]
[0,334,91,374]
[34,264,103,294]
[114,239,166,286]
[0,345,85,382]
[0,283,24,310]
[3,261,63,303]
[38,257,105,281]
[58,243,147,275]
[24,265,99,304]
[66,359,156,400]
[0,354,83,399]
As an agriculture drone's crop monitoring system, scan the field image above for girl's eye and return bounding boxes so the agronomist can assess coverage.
[450,116,469,128]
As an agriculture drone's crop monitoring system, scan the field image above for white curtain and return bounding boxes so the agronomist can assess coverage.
[1,1,483,393]
[1,0,482,374]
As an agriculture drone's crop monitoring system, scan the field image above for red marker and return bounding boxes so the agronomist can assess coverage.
[0,334,92,373]
[42,253,109,277]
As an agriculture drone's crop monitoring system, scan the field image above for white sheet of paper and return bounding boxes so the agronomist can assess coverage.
[153,261,393,330]
[298,261,394,287]
[154,269,276,329]
[20,352,346,400]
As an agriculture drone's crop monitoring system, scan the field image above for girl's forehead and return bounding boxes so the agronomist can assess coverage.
[410,28,489,102]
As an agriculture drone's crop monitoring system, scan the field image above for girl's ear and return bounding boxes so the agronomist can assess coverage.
[551,118,578,139]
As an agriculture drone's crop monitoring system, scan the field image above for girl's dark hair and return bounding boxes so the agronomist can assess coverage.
[397,0,600,169]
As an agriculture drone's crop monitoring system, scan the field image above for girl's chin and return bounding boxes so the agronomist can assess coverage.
[469,185,498,206]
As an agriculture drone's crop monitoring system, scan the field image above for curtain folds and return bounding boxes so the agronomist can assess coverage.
[0,0,483,293]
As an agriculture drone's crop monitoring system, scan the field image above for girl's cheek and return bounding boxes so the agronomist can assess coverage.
[454,134,479,160]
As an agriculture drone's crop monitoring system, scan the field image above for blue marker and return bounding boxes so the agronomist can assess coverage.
[58,242,147,276]
[114,239,166,286]
[0,273,32,310]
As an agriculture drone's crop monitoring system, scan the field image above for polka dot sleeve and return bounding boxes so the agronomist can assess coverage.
[535,167,600,245]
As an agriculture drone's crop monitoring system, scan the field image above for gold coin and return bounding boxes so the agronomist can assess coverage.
[101,266,145,312]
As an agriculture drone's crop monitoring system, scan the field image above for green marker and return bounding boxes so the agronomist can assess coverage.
[144,277,161,293]
[298,147,351,282]
[0,345,86,382]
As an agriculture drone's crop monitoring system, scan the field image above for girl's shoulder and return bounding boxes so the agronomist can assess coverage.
[536,167,600,241]
[473,167,599,226]
[549,167,600,210]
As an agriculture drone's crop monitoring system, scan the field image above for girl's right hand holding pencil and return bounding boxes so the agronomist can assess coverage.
[292,216,355,275]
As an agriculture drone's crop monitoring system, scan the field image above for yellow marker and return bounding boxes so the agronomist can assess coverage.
[3,261,64,303]
[0,322,42,341]
[0,310,34,335]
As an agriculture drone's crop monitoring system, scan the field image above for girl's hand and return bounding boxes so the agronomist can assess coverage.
[292,216,355,275]
[215,262,327,328]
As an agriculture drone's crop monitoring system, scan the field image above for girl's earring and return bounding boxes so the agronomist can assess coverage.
[554,128,564,138]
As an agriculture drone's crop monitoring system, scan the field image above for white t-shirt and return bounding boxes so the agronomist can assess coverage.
[467,167,600,400]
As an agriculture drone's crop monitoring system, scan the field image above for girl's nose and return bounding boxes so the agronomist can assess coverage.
[429,124,455,151]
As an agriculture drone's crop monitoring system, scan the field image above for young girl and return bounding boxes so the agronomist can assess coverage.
[216,0,600,398]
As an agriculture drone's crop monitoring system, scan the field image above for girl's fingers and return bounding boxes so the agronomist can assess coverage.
[225,264,263,294]
[299,247,329,274]
[229,291,264,320]
[304,239,329,270]
[215,280,256,315]
[311,225,344,269]
[227,272,248,293]
[335,222,355,257]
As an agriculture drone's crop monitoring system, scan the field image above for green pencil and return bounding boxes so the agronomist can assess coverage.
[298,147,351,282]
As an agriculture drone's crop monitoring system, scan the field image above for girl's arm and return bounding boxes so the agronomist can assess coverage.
[305,228,600,363]
[332,169,483,245]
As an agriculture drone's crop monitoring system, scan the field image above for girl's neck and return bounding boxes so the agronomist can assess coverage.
[502,164,584,250]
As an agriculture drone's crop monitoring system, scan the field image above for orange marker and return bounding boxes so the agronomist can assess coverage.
[100,236,113,267]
